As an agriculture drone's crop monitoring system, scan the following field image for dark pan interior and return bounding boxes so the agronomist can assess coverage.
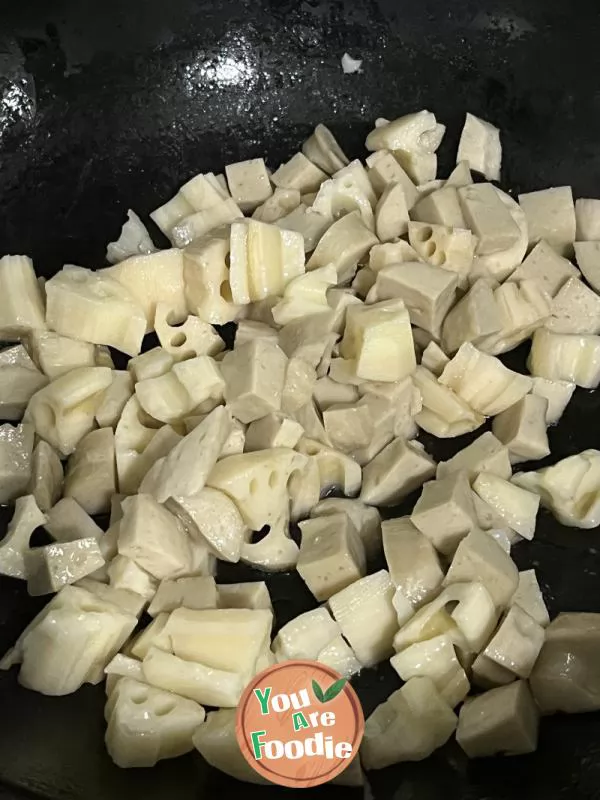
[1,1,600,798]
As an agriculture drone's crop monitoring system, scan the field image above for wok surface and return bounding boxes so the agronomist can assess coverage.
[1,0,600,798]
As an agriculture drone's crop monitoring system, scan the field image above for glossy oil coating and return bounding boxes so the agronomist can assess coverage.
[2,1,600,798]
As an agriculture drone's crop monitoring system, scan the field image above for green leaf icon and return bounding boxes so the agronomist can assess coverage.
[312,677,347,703]
[323,678,347,702]
[312,679,325,703]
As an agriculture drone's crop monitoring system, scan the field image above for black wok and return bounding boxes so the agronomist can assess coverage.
[1,1,600,798]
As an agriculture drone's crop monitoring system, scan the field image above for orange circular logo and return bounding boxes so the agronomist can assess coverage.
[236,660,364,788]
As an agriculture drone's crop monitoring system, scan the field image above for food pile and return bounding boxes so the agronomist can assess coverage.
[0,109,599,779]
